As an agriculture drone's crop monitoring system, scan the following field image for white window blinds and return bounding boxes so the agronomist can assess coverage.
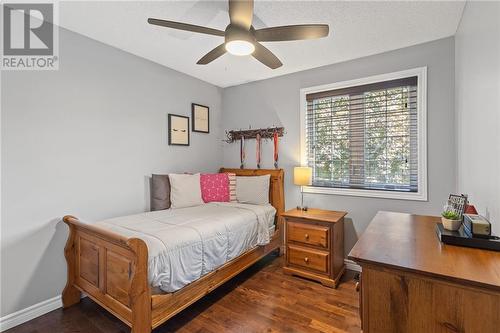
[305,76,418,193]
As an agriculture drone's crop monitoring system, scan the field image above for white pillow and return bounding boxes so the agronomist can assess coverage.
[169,173,204,208]
[236,175,270,205]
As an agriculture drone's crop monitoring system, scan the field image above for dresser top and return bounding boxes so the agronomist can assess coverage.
[281,208,347,223]
[348,211,500,291]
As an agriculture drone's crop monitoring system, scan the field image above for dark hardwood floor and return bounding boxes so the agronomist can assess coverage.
[6,255,361,333]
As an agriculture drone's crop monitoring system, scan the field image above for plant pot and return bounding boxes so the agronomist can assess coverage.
[441,217,462,231]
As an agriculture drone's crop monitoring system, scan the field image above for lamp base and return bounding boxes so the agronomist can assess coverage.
[296,205,308,211]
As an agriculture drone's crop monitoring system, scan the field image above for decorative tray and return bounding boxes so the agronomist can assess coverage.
[436,223,500,251]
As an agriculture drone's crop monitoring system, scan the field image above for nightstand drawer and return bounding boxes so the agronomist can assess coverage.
[287,221,329,248]
[281,208,346,288]
[288,245,329,273]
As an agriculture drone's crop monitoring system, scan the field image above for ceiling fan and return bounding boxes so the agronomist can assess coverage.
[147,0,329,69]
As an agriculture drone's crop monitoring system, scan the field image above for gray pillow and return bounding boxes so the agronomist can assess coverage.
[236,175,270,205]
[151,174,171,211]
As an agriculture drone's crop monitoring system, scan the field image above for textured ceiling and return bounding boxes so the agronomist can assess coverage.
[58,1,465,87]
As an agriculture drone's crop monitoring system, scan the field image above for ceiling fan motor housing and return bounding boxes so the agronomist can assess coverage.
[147,0,329,68]
[225,24,256,45]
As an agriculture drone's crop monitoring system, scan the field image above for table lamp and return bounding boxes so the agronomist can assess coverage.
[294,166,312,211]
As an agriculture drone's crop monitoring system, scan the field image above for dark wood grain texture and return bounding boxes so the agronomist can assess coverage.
[281,208,347,224]
[349,211,500,333]
[6,256,361,333]
[287,221,329,248]
[62,168,286,332]
[348,211,500,291]
[282,208,347,288]
[62,217,81,308]
[360,265,500,333]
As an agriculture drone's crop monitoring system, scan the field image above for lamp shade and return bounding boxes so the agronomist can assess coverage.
[294,167,312,186]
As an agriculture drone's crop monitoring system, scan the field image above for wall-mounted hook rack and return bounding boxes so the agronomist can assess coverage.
[224,126,285,143]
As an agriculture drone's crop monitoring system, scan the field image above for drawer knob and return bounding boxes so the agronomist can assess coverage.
[304,257,309,263]
[305,233,309,240]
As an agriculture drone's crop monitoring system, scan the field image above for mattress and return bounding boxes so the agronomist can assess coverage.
[94,202,276,292]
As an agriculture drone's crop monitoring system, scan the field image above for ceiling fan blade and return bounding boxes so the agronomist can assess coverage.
[253,43,282,69]
[255,24,329,42]
[197,44,227,65]
[147,18,225,37]
[228,0,254,29]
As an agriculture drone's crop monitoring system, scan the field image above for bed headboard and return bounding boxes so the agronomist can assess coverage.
[220,168,285,217]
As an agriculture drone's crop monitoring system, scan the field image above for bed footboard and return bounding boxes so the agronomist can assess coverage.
[62,216,152,333]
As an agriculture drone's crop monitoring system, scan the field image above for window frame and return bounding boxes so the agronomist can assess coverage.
[300,67,428,201]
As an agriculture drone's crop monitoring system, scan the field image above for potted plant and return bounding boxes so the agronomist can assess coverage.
[441,210,462,231]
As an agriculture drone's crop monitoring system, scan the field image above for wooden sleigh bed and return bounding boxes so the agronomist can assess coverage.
[62,168,284,333]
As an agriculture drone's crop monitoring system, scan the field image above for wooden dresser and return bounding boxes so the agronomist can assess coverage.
[349,211,500,333]
[282,208,347,288]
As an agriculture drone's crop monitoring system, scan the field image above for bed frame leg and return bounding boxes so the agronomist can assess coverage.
[131,309,151,333]
[278,216,285,256]
[128,238,152,333]
[62,284,81,308]
[62,217,81,308]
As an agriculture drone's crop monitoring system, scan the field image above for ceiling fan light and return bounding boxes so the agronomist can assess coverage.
[225,40,255,56]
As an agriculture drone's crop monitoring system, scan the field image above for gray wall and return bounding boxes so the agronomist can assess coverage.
[222,37,456,254]
[1,28,222,316]
[0,24,462,320]
[455,2,500,235]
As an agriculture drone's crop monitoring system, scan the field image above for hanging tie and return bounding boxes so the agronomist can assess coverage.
[273,130,279,169]
[240,136,245,169]
[256,133,261,169]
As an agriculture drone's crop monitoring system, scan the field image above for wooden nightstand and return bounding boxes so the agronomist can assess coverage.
[281,208,347,288]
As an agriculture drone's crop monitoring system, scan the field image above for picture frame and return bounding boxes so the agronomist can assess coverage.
[447,194,468,217]
[168,114,190,146]
[191,103,210,133]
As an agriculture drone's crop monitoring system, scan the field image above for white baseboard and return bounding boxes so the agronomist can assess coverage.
[0,295,62,332]
[344,259,362,272]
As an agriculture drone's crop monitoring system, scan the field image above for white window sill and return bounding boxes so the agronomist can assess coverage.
[302,186,428,201]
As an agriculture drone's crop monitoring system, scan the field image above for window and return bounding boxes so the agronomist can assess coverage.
[300,68,427,201]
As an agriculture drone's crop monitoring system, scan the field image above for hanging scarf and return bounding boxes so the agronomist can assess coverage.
[256,133,261,169]
[240,136,245,169]
[273,130,279,169]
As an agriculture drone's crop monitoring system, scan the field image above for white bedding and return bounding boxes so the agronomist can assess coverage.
[93,202,276,292]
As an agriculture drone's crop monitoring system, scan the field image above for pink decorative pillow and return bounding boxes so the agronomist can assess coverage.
[200,173,230,203]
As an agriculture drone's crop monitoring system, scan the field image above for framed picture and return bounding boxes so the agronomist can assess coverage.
[192,103,209,133]
[168,114,189,146]
[447,194,468,216]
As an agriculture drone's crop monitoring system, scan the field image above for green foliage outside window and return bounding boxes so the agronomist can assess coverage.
[308,86,414,191]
